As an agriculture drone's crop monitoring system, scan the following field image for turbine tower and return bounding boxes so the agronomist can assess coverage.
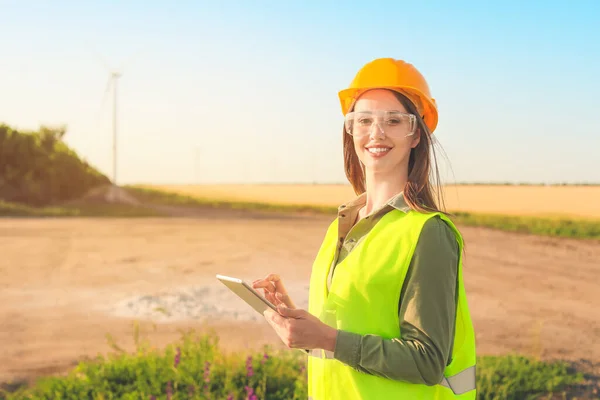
[103,71,122,186]
[101,68,137,204]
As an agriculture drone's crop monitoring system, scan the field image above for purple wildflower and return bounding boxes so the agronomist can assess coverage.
[227,394,234,400]
[174,347,181,368]
[204,361,211,383]
[261,351,269,364]
[245,385,256,400]
[166,381,173,400]
[150,396,156,400]
[246,355,254,377]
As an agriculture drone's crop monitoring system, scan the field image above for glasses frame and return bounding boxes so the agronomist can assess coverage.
[344,110,418,138]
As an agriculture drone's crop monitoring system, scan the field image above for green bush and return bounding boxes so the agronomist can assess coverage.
[0,124,110,207]
[476,354,584,400]
[0,327,586,400]
[1,328,307,400]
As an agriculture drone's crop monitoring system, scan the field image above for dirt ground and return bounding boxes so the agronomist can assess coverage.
[1,208,599,394]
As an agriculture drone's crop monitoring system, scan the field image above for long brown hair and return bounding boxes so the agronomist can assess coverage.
[343,90,447,214]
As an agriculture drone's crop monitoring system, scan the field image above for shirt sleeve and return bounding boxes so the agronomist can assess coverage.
[332,216,459,386]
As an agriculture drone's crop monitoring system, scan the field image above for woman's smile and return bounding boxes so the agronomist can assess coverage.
[365,146,393,158]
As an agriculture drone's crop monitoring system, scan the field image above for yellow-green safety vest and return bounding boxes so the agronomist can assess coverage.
[307,210,476,399]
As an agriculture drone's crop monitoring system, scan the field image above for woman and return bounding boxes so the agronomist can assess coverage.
[253,58,476,399]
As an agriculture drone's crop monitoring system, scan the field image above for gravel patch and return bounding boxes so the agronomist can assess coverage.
[111,281,310,323]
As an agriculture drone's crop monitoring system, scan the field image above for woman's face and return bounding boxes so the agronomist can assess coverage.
[350,89,421,177]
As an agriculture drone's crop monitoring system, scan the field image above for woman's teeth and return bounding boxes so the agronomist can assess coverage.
[367,147,390,154]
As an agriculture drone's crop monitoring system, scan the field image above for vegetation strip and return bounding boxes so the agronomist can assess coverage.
[4,186,598,240]
[0,330,586,400]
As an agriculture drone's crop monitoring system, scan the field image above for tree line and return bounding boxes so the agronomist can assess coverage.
[0,123,110,207]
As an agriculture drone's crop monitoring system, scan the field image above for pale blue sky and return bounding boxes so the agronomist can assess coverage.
[1,0,599,184]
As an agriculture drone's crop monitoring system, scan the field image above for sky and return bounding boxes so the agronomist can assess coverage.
[1,0,599,185]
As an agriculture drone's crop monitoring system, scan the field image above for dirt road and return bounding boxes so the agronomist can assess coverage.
[1,209,599,390]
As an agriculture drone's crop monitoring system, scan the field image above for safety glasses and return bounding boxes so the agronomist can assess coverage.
[344,110,417,138]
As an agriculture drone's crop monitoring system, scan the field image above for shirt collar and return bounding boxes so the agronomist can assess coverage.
[387,191,412,213]
[338,190,411,215]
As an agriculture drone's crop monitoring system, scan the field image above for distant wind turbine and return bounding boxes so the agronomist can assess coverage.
[98,68,122,186]
[93,52,136,204]
[85,45,143,205]
[100,70,137,204]
[92,47,136,187]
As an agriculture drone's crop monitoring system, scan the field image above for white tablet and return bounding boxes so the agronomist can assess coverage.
[216,274,311,355]
[216,274,278,315]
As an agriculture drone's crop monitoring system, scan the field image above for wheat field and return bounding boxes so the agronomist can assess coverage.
[141,184,600,220]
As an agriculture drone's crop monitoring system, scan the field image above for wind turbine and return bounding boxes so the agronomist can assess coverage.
[89,42,143,190]
[98,64,137,205]
[88,46,140,205]
[101,70,122,187]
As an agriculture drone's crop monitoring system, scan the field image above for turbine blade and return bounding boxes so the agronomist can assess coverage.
[90,47,112,73]
[119,48,143,73]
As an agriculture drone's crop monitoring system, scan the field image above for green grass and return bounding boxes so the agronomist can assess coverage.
[476,354,586,400]
[0,327,586,400]
[125,186,338,214]
[451,211,600,240]
[71,204,165,217]
[0,200,165,218]
[0,200,77,217]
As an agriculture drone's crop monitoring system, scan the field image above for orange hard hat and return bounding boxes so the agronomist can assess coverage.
[338,58,439,133]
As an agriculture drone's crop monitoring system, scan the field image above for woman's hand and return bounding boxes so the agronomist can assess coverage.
[264,304,338,352]
[252,273,297,309]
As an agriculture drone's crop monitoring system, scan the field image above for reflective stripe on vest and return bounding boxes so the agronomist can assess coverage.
[308,348,334,359]
[307,350,476,395]
[439,365,476,395]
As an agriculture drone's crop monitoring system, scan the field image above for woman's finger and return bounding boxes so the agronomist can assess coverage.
[269,281,278,293]
[265,274,284,290]
[252,280,268,288]
[276,291,296,309]
[276,292,287,300]
[253,279,277,293]
[252,277,271,286]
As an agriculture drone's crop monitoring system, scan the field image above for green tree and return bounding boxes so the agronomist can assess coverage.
[0,123,110,206]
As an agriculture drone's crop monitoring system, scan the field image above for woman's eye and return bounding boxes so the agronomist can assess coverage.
[357,118,373,126]
[386,118,402,125]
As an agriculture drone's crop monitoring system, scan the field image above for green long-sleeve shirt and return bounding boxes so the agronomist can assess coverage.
[328,192,459,386]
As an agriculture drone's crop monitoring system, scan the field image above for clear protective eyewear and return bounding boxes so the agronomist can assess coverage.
[344,110,417,138]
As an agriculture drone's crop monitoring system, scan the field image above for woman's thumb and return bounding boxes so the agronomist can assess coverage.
[277,303,293,316]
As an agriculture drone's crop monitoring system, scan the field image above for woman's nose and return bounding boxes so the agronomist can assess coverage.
[369,121,386,139]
